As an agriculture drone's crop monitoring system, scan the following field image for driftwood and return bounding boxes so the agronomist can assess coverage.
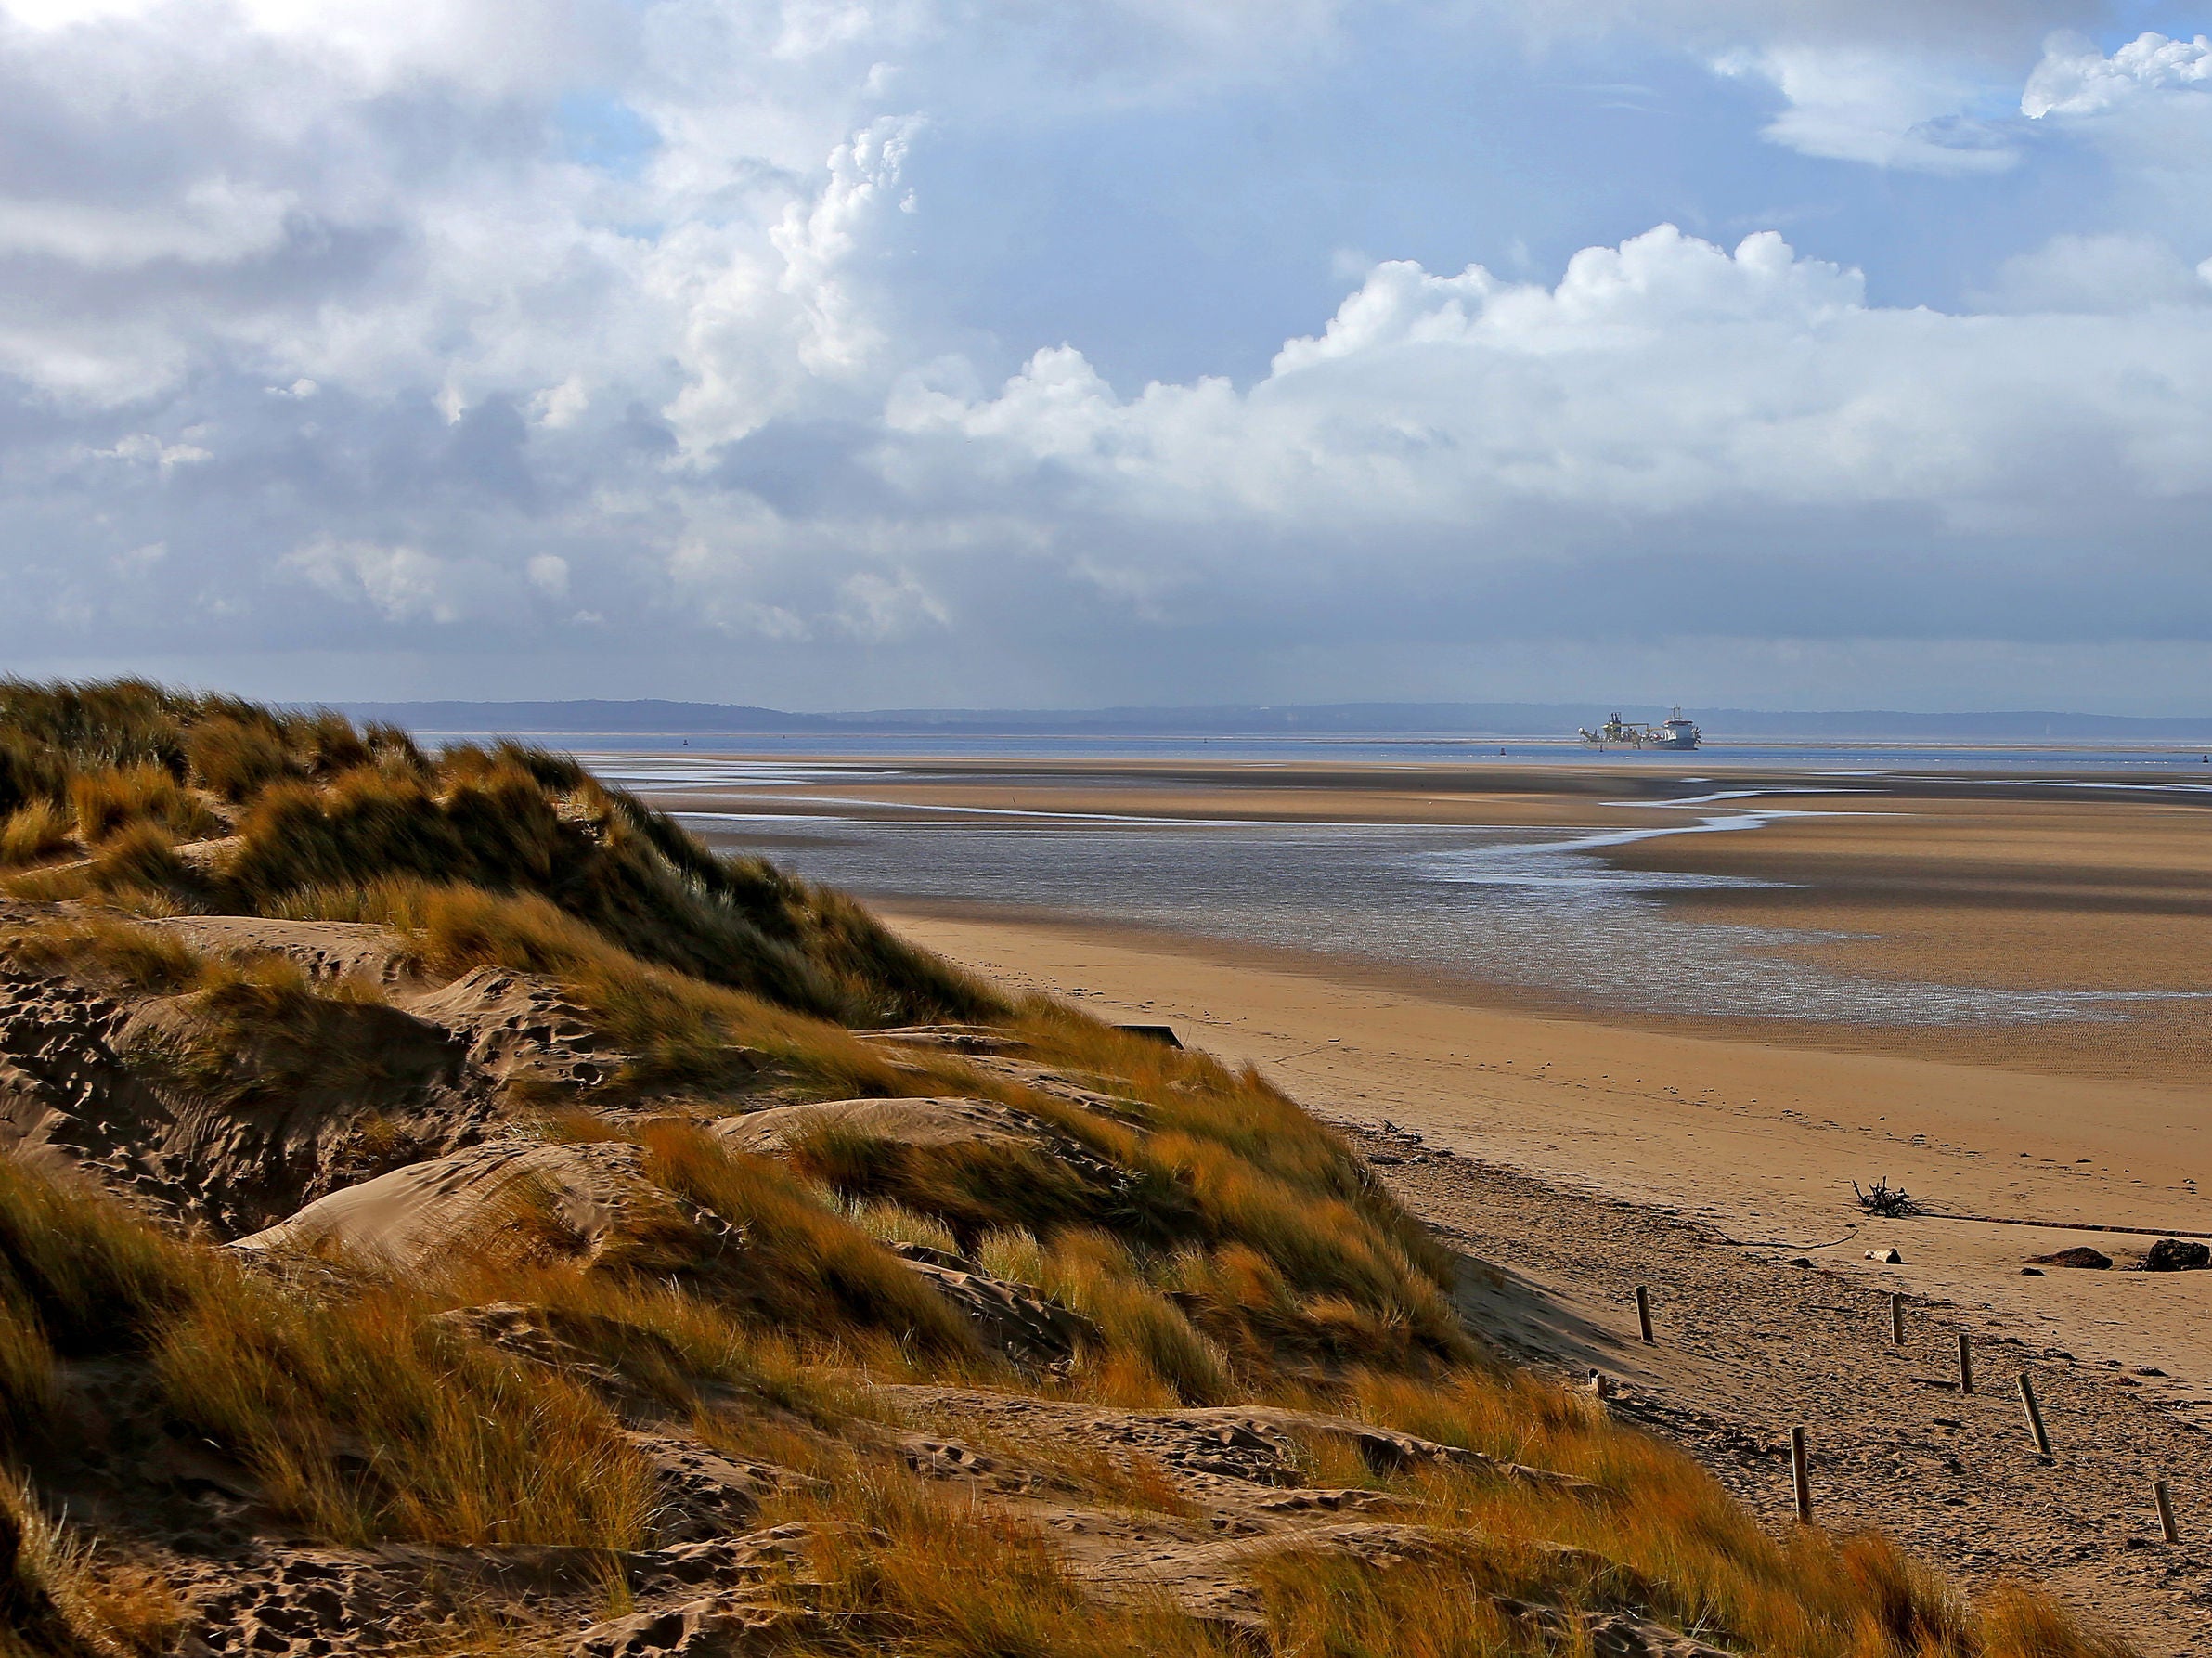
[1853,1178,1920,1219]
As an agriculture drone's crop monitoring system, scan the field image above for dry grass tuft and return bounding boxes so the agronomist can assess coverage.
[0,914,204,995]
[629,1123,988,1364]
[220,754,993,1028]
[990,1228,1230,1405]
[1979,1585,2141,1658]
[780,1124,1115,1252]
[275,877,959,1102]
[770,1472,1232,1658]
[68,766,220,847]
[156,1276,655,1548]
[0,801,73,868]
[0,1473,181,1658]
[0,1163,652,1548]
[839,1199,961,1255]
[117,954,397,1108]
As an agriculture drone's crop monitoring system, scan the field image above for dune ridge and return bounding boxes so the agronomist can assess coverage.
[0,680,2132,1657]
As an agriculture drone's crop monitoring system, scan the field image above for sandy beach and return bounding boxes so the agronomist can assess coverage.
[879,905,2212,1382]
[867,872,2212,1646]
[649,755,2212,1385]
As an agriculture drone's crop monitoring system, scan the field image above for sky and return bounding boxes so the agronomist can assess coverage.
[3,0,2212,712]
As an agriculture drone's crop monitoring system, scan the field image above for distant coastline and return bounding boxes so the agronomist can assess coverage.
[330,695,2212,745]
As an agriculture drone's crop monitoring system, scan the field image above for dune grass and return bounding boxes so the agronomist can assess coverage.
[218,752,990,1027]
[0,679,992,1030]
[0,801,73,869]
[630,1123,989,1364]
[779,1123,1126,1252]
[0,1163,653,1549]
[0,681,2146,1657]
[0,913,206,995]
[763,1473,1235,1658]
[733,1395,2126,1658]
[0,914,413,1128]
[157,1276,655,1548]
[116,957,399,1110]
[974,1227,1232,1405]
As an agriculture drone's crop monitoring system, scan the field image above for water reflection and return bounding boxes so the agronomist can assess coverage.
[671,809,2195,1029]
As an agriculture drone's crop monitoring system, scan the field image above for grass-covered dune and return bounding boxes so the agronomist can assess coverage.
[0,680,2126,1658]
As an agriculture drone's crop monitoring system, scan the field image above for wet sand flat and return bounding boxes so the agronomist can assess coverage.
[635,750,2212,1381]
[632,751,2212,1645]
[638,754,2212,1083]
[880,900,2212,1381]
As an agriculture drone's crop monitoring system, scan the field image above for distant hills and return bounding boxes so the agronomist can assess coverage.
[333,698,2212,743]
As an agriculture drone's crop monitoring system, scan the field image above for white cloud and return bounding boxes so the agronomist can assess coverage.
[834,568,948,638]
[898,223,2212,533]
[2016,32,2212,253]
[526,552,570,596]
[1,0,2211,709]
[1716,44,2017,173]
[93,433,212,469]
[530,377,589,428]
[1976,233,2211,314]
[659,112,924,453]
[2024,31,2212,119]
[0,176,296,266]
[283,537,462,623]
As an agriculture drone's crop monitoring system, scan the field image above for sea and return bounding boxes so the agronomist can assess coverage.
[511,735,2212,1034]
[449,730,2212,772]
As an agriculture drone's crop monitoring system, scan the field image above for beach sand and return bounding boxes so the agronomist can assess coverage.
[646,754,2212,1643]
[647,752,2212,1371]
[879,902,2212,1383]
[880,901,2212,1649]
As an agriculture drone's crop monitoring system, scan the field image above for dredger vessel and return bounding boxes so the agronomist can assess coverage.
[1578,707,1701,750]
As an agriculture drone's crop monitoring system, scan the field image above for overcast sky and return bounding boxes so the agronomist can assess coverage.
[3,0,2211,711]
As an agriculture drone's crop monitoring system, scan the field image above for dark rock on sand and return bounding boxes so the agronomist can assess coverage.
[2142,1238,2210,1272]
[2031,1246,2112,1270]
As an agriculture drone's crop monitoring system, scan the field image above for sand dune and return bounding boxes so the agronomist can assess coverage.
[883,905,2212,1395]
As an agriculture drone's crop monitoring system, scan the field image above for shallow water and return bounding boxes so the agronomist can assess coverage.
[469,732,2212,777]
[602,767,2198,1030]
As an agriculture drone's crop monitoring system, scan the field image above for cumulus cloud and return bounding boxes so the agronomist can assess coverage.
[896,225,2212,539]
[284,538,464,624]
[1975,232,2212,313]
[2024,31,2212,118]
[2018,32,2212,252]
[1715,45,2019,173]
[92,433,213,470]
[526,552,571,597]
[1,0,2211,709]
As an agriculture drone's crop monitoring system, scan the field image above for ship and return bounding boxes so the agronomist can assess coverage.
[1578,707,1701,751]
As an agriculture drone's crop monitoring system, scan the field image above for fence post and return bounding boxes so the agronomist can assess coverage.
[1890,1292,1905,1346]
[1635,1286,1655,1345]
[1957,1332,1974,1395]
[1790,1427,1812,1525]
[2156,1480,2180,1544]
[2018,1374,2052,1457]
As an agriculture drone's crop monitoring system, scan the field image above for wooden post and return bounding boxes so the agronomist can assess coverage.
[1790,1427,1812,1525]
[1890,1292,1905,1346]
[1957,1332,1974,1395]
[1635,1286,1655,1345]
[2156,1480,2180,1544]
[2018,1374,2052,1457]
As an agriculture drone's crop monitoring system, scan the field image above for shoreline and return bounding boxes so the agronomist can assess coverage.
[1352,1133,2212,1652]
[655,752,2212,1085]
[639,748,2212,1643]
[877,901,2212,1399]
[638,747,2212,1386]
